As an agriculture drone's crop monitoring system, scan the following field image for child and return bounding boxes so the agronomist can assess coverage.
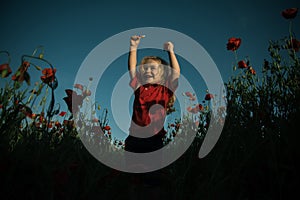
[125,35,181,153]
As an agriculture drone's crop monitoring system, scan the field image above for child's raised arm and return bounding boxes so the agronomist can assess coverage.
[164,41,180,81]
[128,35,145,79]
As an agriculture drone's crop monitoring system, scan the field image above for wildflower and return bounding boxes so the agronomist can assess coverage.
[184,91,196,101]
[103,125,111,131]
[59,111,67,117]
[288,38,300,52]
[92,118,99,123]
[47,122,53,129]
[63,120,74,127]
[185,91,193,97]
[248,66,256,75]
[205,93,214,101]
[189,96,196,101]
[238,60,248,69]
[26,113,36,119]
[63,89,84,113]
[188,104,204,114]
[74,83,84,90]
[40,68,56,84]
[226,37,242,51]
[197,103,204,111]
[55,121,61,127]
[39,114,45,123]
[12,61,30,84]
[0,63,12,78]
[83,89,91,97]
[281,8,298,19]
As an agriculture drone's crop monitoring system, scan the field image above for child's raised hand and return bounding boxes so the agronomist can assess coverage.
[130,35,145,49]
[163,41,174,52]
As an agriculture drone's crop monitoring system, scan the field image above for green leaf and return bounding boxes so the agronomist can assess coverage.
[1,69,8,78]
[15,70,21,77]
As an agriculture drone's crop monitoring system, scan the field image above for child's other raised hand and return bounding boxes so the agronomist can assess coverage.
[163,41,174,52]
[130,35,145,49]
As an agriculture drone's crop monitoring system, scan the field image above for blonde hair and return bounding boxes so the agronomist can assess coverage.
[138,56,170,85]
[138,56,175,115]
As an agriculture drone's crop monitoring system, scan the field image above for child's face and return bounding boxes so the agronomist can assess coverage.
[140,60,163,84]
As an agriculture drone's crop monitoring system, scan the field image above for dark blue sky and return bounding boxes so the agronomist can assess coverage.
[1,0,299,140]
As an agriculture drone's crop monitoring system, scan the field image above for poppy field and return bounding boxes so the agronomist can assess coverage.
[0,7,300,200]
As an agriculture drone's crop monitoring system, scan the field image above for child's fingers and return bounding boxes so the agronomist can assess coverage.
[131,35,145,41]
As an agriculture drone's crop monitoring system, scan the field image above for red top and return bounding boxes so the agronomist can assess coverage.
[129,76,178,137]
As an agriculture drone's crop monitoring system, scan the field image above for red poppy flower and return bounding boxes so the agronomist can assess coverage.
[198,103,204,111]
[185,91,193,97]
[47,122,53,129]
[41,68,56,84]
[226,37,242,51]
[189,96,196,101]
[26,113,36,119]
[184,91,196,100]
[39,115,45,123]
[103,125,111,131]
[74,83,84,90]
[55,121,61,127]
[238,60,248,69]
[92,118,99,123]
[63,89,84,113]
[281,8,298,19]
[288,38,300,52]
[248,67,256,75]
[186,106,193,112]
[188,104,204,114]
[205,93,214,101]
[0,63,12,78]
[12,61,31,84]
[63,120,74,127]
[59,111,67,116]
